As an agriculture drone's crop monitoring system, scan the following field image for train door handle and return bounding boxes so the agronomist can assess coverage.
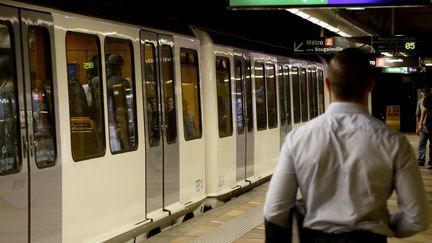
[29,135,36,158]
[22,135,28,159]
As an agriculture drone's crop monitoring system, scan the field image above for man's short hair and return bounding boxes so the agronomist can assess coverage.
[421,87,431,94]
[327,48,373,100]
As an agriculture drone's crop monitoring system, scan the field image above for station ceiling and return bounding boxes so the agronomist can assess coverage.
[15,0,432,52]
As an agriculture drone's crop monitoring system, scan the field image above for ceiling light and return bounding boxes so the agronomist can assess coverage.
[381,52,393,57]
[345,7,365,10]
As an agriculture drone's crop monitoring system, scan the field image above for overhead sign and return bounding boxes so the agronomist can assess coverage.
[229,0,431,9]
[375,56,419,67]
[292,36,426,55]
[293,36,372,54]
[372,36,423,53]
[382,67,419,74]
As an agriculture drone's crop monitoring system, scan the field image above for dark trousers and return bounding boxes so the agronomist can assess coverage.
[300,228,387,243]
[265,208,387,243]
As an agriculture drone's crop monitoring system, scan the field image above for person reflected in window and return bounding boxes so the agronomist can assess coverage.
[106,54,131,151]
[0,55,18,173]
[68,76,89,117]
[165,96,177,143]
[183,100,196,140]
[147,97,159,145]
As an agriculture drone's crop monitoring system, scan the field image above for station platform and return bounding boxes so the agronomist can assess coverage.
[143,134,432,243]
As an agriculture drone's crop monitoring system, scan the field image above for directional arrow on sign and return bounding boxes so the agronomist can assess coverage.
[294,42,304,52]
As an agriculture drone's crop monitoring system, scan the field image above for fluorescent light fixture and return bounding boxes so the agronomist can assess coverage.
[308,16,320,24]
[316,21,329,28]
[381,52,393,57]
[346,7,365,10]
[297,11,311,19]
[287,9,299,14]
[399,52,408,57]
[425,63,432,66]
[337,31,351,37]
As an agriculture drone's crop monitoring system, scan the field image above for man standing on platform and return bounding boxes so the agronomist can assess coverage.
[416,87,430,166]
[264,48,431,243]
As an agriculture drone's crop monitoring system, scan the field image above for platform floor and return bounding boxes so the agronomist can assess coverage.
[143,134,432,243]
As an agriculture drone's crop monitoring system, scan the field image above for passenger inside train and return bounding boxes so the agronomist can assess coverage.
[0,55,19,174]
[106,53,133,151]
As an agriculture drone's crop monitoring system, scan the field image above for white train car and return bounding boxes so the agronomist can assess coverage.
[0,1,207,242]
[0,1,327,242]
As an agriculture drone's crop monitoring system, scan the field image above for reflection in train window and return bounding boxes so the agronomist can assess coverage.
[299,68,308,122]
[161,45,177,144]
[308,68,318,119]
[180,48,202,140]
[105,37,138,153]
[317,69,325,114]
[266,64,277,129]
[291,67,301,123]
[143,42,160,147]
[66,32,105,161]
[255,62,266,130]
[28,26,56,168]
[245,59,253,132]
[0,22,21,175]
[278,65,285,127]
[234,59,244,134]
[216,56,233,137]
[284,65,292,125]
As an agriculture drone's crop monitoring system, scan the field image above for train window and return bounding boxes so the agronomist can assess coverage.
[299,68,308,122]
[245,59,253,132]
[308,68,318,119]
[0,22,21,175]
[180,48,202,140]
[143,42,160,147]
[234,59,244,134]
[291,67,301,123]
[278,65,285,127]
[284,65,292,125]
[28,26,56,168]
[317,69,325,114]
[66,32,105,161]
[311,68,318,118]
[216,56,233,137]
[266,64,277,129]
[161,45,177,144]
[105,37,138,153]
[255,62,267,130]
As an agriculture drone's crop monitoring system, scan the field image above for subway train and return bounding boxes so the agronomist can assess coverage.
[0,1,326,242]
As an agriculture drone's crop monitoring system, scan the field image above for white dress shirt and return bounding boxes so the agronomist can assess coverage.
[264,102,431,237]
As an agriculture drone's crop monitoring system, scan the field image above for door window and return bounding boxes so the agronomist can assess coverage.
[0,22,20,175]
[28,26,56,168]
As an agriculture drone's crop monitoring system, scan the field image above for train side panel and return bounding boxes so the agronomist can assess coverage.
[172,35,207,206]
[251,53,280,180]
[52,13,146,242]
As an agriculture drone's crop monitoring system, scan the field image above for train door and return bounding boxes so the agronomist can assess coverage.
[0,6,59,242]
[279,64,292,144]
[140,31,179,215]
[234,53,254,183]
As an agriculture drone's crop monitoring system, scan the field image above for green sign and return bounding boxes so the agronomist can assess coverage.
[382,67,408,74]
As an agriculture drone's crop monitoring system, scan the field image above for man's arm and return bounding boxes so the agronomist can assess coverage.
[263,136,298,239]
[418,107,427,131]
[390,136,432,237]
